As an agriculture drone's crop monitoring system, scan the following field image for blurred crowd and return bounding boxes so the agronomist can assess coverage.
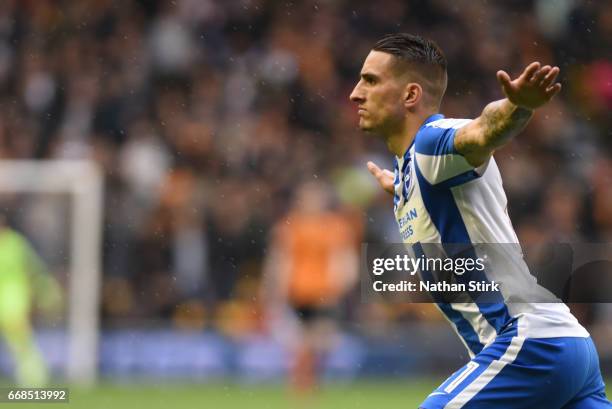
[0,0,610,335]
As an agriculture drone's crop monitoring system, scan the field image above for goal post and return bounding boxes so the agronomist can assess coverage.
[0,160,104,385]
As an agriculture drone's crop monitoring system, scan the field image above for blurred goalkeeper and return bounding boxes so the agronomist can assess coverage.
[0,214,62,386]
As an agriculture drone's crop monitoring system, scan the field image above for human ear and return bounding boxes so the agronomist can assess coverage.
[403,83,422,109]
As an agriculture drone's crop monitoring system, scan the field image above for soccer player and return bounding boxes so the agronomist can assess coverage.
[350,33,611,408]
[0,215,62,386]
[263,182,358,394]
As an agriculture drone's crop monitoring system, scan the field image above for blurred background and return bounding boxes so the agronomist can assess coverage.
[0,0,610,407]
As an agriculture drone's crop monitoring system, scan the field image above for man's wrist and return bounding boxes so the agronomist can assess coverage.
[505,99,534,115]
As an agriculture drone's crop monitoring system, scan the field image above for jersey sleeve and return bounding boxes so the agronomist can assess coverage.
[414,118,489,187]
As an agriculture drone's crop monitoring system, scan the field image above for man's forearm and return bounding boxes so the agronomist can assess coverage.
[477,98,533,150]
[454,98,534,166]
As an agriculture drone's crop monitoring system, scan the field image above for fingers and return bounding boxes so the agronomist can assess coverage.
[499,62,562,107]
[521,62,541,81]
[531,65,551,83]
[536,65,562,99]
[381,168,395,181]
[367,161,393,181]
[540,66,560,88]
[496,70,511,86]
[367,161,395,194]
[496,70,512,92]
[545,82,562,99]
[367,161,383,178]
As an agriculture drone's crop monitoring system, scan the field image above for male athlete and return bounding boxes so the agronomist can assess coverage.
[263,182,358,394]
[350,33,611,408]
[0,215,62,386]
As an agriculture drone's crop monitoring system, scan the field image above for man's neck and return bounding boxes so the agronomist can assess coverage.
[385,112,435,157]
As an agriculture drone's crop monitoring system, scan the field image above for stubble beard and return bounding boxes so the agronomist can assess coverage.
[358,115,379,133]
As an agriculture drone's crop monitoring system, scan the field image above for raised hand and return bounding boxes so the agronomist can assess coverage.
[496,62,561,110]
[367,161,395,195]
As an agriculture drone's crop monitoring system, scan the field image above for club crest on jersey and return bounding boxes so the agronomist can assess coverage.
[394,154,413,212]
[394,171,413,212]
[401,171,411,202]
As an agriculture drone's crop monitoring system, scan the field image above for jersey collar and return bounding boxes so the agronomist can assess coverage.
[396,113,445,162]
[421,113,445,128]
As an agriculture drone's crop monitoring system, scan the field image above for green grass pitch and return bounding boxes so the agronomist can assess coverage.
[5,379,612,409]
[5,380,440,409]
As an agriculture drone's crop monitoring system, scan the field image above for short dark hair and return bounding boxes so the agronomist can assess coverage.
[373,33,448,108]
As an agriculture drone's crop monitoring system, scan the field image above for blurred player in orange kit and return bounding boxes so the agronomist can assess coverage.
[263,181,360,395]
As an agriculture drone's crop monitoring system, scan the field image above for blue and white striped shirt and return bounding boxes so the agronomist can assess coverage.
[393,113,588,356]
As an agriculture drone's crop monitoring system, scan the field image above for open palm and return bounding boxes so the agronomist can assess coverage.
[497,62,561,110]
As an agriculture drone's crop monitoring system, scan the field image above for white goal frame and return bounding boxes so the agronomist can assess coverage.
[0,160,103,385]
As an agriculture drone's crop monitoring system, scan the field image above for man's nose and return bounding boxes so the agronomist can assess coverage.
[350,85,365,103]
